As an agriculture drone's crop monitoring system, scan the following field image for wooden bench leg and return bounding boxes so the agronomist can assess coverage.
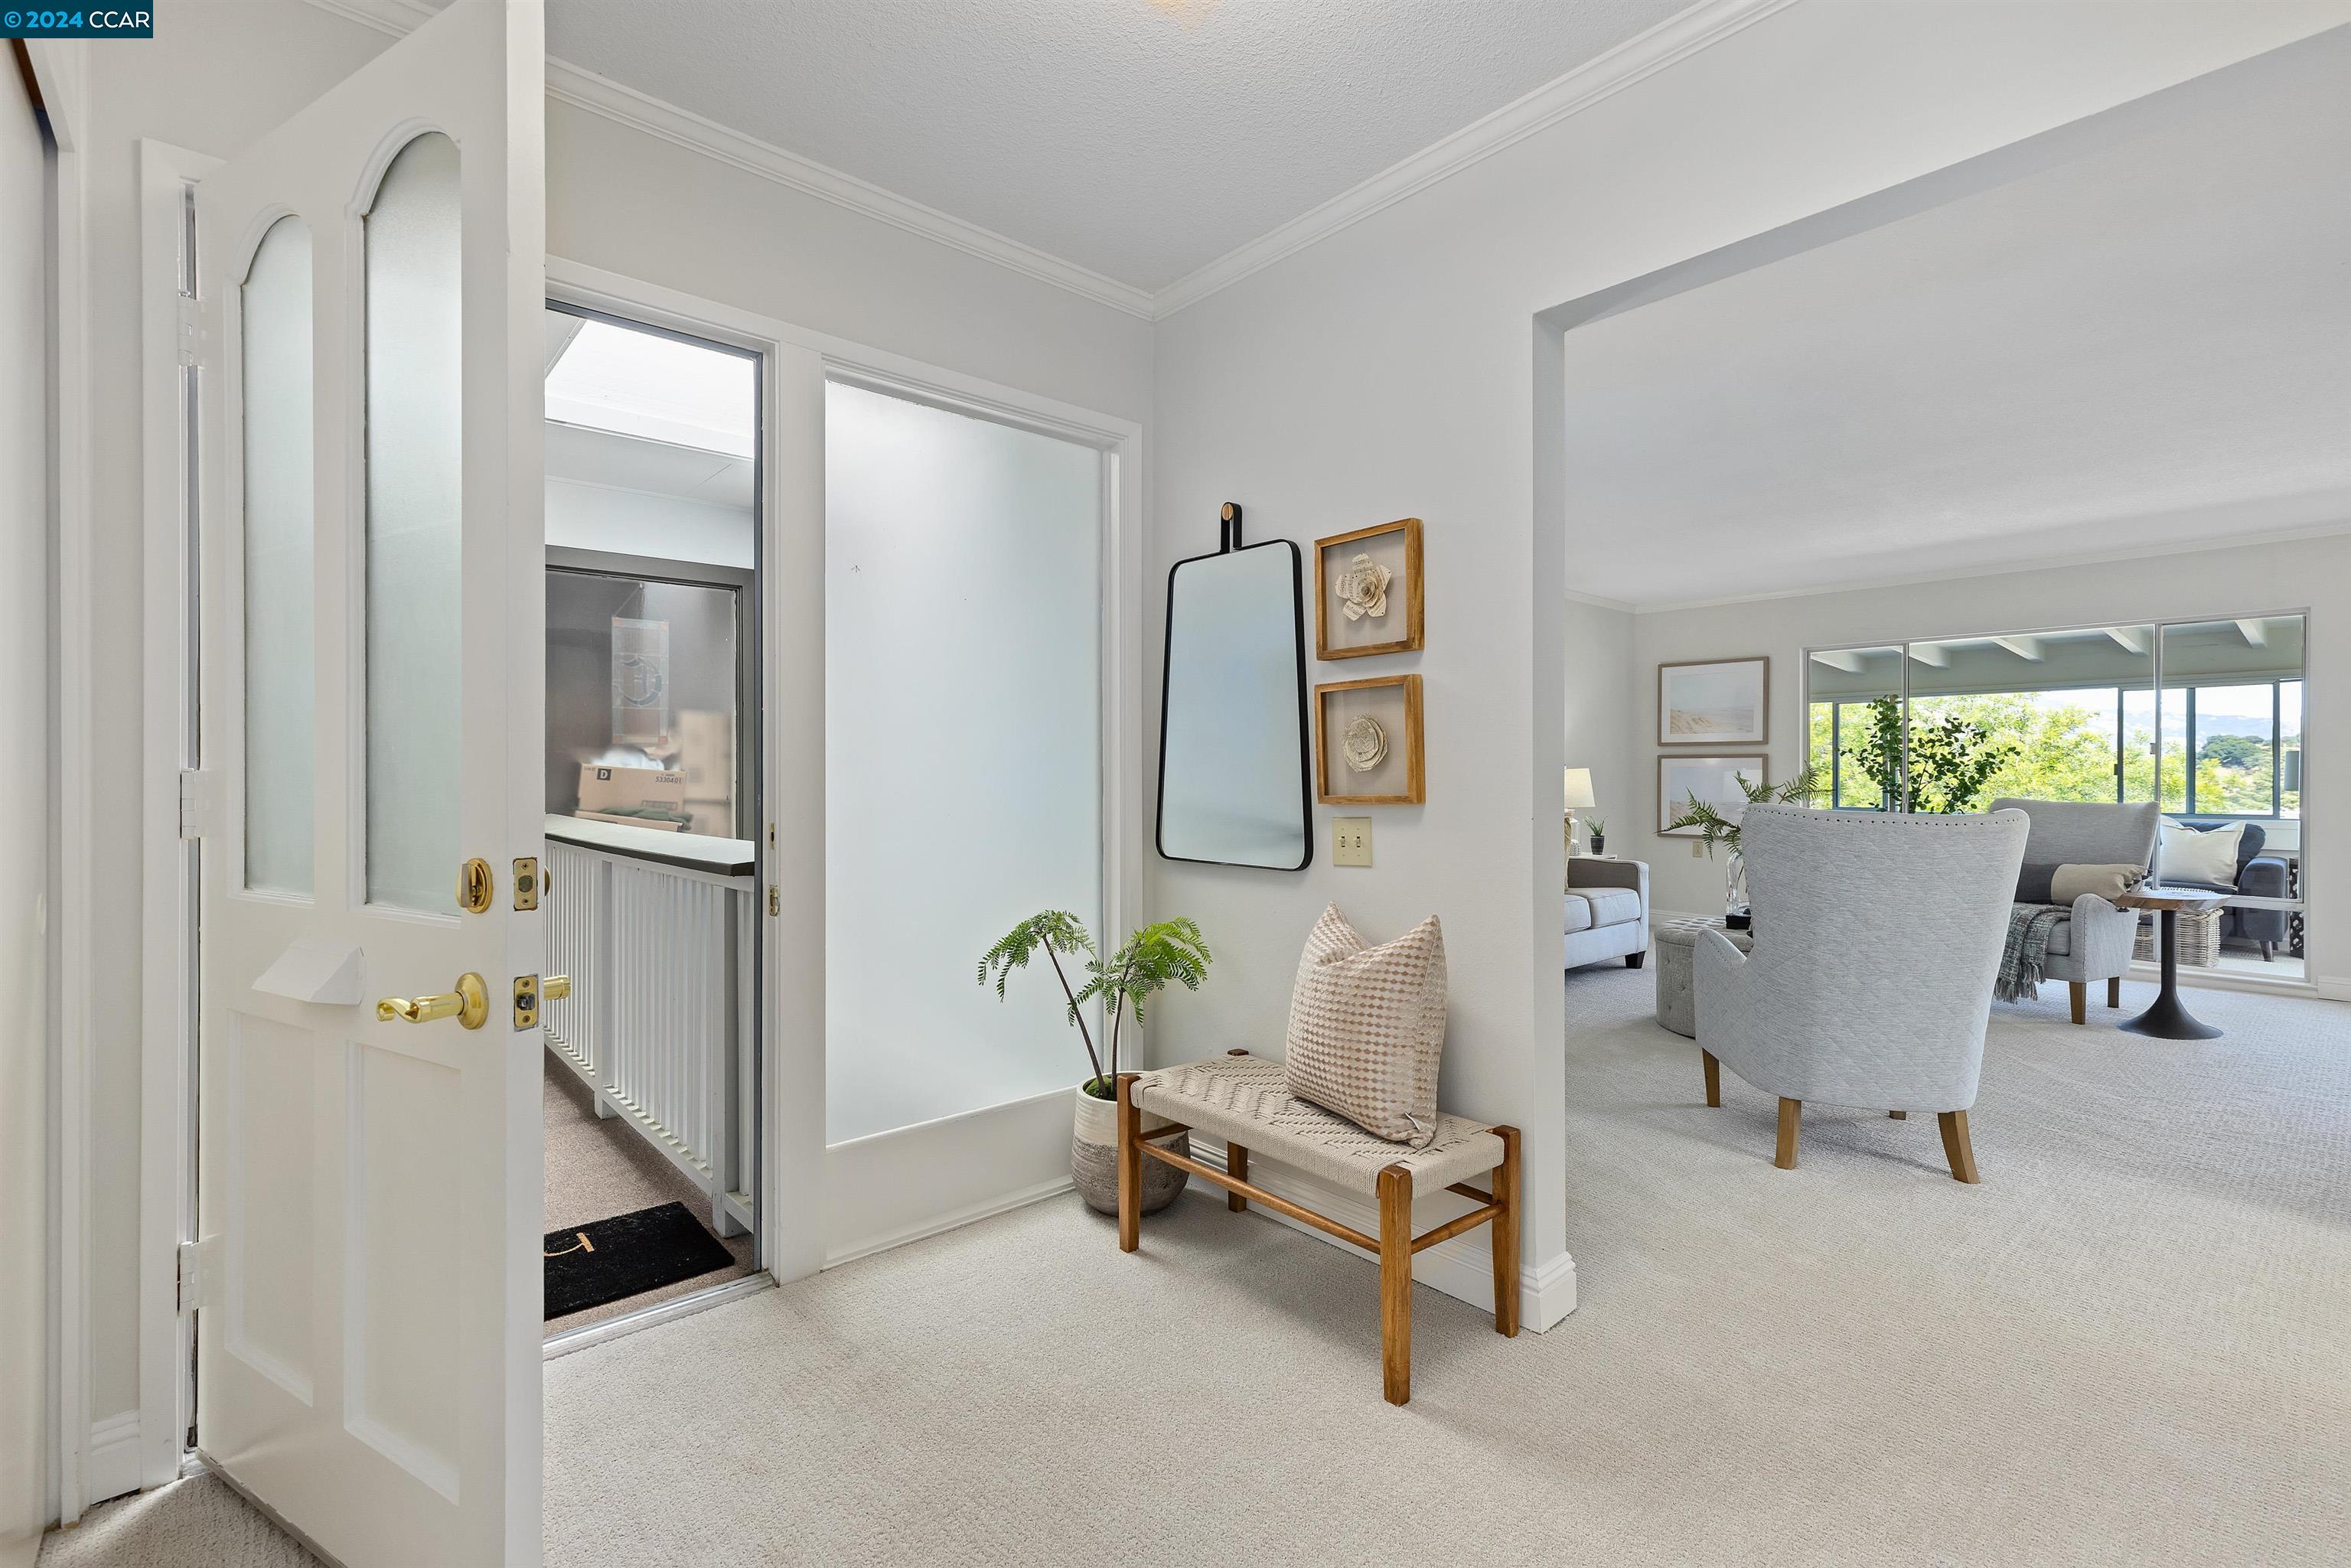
[1116,1074,1142,1252]
[1228,1142,1249,1211]
[1378,1164,1413,1406]
[1490,1126,1521,1338]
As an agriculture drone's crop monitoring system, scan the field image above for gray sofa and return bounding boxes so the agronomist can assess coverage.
[1565,856,1649,971]
[1989,797,2157,1023]
[1693,804,2027,1179]
[2170,820,2291,959]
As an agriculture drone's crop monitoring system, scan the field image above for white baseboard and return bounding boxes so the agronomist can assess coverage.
[822,1088,1077,1268]
[823,1173,1074,1270]
[85,1412,141,1507]
[1182,1133,1577,1331]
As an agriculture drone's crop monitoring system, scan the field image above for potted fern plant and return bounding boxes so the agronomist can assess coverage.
[979,913,1212,1214]
[1667,766,1820,927]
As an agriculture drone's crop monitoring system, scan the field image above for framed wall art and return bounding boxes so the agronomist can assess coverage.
[1315,674,1424,804]
[1658,754,1767,836]
[1658,657,1768,745]
[1315,517,1423,660]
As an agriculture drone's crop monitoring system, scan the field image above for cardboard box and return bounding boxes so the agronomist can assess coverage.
[575,764,690,830]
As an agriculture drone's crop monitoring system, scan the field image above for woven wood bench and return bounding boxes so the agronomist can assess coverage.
[1115,1053,1521,1406]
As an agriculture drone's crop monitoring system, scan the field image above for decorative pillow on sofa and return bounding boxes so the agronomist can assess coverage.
[1284,905,1448,1149]
[2160,818,2243,888]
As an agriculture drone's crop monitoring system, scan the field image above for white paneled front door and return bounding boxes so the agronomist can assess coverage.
[193,2,545,1562]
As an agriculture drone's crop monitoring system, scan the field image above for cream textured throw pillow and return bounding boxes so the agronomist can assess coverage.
[2159,819,2242,888]
[1284,905,1449,1148]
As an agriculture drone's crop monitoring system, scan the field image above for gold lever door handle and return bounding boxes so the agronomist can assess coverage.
[542,974,572,1001]
[376,973,489,1030]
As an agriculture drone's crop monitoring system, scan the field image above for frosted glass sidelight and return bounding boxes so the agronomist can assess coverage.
[363,134,461,914]
[825,382,1103,1143]
[242,216,315,895]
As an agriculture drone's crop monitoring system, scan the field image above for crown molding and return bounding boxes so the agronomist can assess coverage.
[300,0,1790,323]
[1149,0,1801,318]
[298,0,1156,318]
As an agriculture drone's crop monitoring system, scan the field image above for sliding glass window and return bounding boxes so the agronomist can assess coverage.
[1804,614,2307,974]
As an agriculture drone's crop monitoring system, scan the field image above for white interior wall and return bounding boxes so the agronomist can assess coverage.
[3,48,52,1568]
[1145,2,2349,1327]
[1563,599,1635,854]
[543,478,752,569]
[1625,532,2350,997]
[70,0,1152,1476]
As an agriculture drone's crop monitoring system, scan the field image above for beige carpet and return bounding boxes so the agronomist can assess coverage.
[543,1049,753,1336]
[48,972,2351,1565]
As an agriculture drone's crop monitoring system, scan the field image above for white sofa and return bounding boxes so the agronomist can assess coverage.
[1565,856,1649,971]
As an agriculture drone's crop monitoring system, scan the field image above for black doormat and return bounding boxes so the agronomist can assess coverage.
[544,1201,735,1321]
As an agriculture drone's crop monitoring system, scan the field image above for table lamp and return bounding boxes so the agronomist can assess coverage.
[1563,767,1596,854]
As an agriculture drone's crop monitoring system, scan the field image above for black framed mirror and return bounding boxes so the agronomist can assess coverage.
[1156,504,1313,870]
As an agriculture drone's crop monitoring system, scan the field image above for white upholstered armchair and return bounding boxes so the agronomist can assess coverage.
[1694,804,2029,1182]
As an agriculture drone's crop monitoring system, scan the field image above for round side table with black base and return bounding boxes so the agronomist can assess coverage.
[2117,888,2227,1041]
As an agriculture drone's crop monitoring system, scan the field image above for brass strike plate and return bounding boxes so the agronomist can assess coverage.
[513,973,540,1031]
[513,856,540,911]
[458,857,494,914]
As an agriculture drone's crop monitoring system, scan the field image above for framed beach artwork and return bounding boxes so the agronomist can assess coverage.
[1658,755,1766,836]
[1658,657,1768,745]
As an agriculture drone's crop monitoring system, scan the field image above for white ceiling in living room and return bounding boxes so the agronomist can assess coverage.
[1564,32,2351,610]
[445,0,1692,292]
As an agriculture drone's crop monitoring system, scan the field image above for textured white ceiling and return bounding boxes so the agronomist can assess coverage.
[1564,37,2351,608]
[531,0,1690,290]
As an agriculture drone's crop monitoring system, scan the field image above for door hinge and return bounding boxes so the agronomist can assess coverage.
[178,769,219,839]
[176,1237,217,1314]
[176,296,204,368]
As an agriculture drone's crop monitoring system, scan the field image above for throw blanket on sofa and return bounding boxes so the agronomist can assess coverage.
[1996,903,2068,1002]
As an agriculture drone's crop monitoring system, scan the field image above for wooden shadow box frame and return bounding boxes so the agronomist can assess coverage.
[1314,517,1424,660]
[1315,673,1424,805]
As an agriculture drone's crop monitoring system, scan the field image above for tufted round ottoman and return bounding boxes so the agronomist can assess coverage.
[1652,918,1754,1038]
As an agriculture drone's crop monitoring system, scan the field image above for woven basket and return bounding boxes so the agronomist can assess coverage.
[2134,908,2222,967]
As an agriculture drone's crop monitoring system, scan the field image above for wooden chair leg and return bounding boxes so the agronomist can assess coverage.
[1700,1050,1721,1109]
[1378,1164,1414,1406]
[2069,981,2086,1025]
[2108,976,2121,1009]
[1115,1074,1142,1251]
[1774,1098,1802,1169]
[1888,1110,1906,1120]
[1227,1142,1249,1212]
[1938,1109,1981,1184]
[1489,1126,1521,1338]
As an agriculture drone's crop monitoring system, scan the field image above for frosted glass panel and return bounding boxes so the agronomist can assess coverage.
[364,134,461,914]
[825,383,1102,1143]
[242,216,315,895]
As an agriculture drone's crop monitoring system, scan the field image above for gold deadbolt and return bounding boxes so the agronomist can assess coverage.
[377,973,489,1030]
[513,856,540,911]
[543,973,572,1000]
[458,857,494,914]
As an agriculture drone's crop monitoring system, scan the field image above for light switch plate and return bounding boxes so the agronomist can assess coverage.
[1332,817,1373,867]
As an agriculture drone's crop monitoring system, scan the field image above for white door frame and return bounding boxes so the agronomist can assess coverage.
[132,238,1144,1481]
